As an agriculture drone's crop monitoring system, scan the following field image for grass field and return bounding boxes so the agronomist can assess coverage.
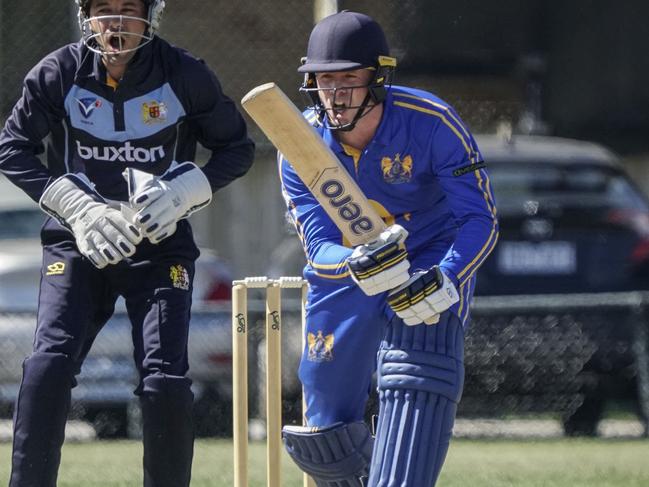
[1,438,649,486]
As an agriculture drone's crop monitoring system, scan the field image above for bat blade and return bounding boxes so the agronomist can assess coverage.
[241,82,386,246]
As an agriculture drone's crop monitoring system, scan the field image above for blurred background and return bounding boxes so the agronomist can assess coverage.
[1,0,649,441]
[1,0,648,274]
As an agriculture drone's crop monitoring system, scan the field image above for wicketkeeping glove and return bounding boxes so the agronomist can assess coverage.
[39,173,142,269]
[127,161,212,244]
[346,224,411,296]
[387,266,459,326]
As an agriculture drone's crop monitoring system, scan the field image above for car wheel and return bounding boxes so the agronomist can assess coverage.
[193,386,232,437]
[87,407,128,438]
[562,394,604,436]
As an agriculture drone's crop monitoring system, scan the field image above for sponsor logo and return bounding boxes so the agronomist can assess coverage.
[381,153,413,184]
[269,310,280,331]
[170,264,190,291]
[75,97,102,119]
[235,313,246,334]
[46,262,65,276]
[319,179,374,236]
[142,100,168,124]
[453,162,487,177]
[307,330,334,362]
[76,141,165,163]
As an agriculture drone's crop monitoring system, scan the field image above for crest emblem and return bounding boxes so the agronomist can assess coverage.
[381,153,413,184]
[170,264,190,291]
[46,261,66,276]
[142,100,168,124]
[307,330,334,362]
[75,97,102,119]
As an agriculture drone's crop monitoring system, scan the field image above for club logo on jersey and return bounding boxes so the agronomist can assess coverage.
[169,264,189,291]
[142,100,168,124]
[170,264,190,291]
[307,330,334,363]
[381,153,413,184]
[76,141,165,163]
[75,97,102,119]
[45,261,66,276]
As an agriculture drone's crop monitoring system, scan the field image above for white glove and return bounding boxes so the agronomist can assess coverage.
[126,161,212,244]
[39,173,142,269]
[346,224,411,296]
[387,266,459,326]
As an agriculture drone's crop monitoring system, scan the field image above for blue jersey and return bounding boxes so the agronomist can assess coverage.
[279,85,498,324]
[0,37,254,203]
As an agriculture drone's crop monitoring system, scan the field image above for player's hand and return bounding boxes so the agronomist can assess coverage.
[387,266,459,325]
[39,173,142,269]
[346,224,411,296]
[127,161,212,244]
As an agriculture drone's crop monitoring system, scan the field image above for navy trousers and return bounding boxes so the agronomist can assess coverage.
[10,220,198,487]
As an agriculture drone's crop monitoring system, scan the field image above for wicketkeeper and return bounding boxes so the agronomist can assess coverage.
[278,11,499,486]
[0,1,254,486]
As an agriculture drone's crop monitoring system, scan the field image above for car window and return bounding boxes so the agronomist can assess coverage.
[489,163,649,214]
[0,209,45,239]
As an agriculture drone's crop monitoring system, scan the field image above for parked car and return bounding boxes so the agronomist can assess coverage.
[472,133,649,435]
[474,134,649,295]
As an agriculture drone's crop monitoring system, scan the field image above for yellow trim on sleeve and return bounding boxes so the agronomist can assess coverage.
[309,260,348,270]
[393,101,477,164]
[310,267,351,279]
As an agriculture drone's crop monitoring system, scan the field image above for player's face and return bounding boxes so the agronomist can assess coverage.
[89,0,147,65]
[315,69,374,127]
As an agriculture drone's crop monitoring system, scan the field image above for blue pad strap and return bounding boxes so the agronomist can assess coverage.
[282,421,373,487]
[369,312,464,487]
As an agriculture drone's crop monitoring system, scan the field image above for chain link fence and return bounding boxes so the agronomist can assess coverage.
[1,1,646,446]
[1,292,648,439]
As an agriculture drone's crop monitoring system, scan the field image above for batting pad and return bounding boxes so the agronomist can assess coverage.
[368,312,464,487]
[282,421,373,486]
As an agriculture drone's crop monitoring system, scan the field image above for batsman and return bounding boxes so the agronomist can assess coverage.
[0,0,254,485]
[279,11,499,486]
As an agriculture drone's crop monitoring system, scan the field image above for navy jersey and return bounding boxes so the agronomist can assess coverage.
[280,85,498,324]
[0,37,254,203]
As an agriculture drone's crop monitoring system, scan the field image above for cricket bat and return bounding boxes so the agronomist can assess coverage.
[241,82,386,246]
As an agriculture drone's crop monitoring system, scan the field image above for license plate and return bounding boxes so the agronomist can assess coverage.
[497,241,577,275]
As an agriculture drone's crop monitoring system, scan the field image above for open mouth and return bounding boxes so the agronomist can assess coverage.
[106,34,126,52]
[332,103,348,114]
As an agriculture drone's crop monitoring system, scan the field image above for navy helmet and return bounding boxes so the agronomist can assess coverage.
[299,11,390,73]
[299,11,396,130]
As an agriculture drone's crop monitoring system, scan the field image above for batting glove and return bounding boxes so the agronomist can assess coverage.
[387,266,459,326]
[346,224,411,296]
[40,173,142,269]
[127,161,212,244]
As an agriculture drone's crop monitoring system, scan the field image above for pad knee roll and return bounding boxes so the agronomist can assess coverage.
[282,421,373,487]
[377,348,463,402]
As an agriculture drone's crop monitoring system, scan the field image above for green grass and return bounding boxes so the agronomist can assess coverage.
[0,438,648,486]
